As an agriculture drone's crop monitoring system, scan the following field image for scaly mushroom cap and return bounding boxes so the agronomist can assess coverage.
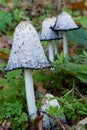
[41,93,60,111]
[4,21,50,71]
[40,17,62,41]
[53,11,80,31]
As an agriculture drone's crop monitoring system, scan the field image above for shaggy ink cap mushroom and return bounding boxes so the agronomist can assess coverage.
[4,21,50,71]
[53,11,80,31]
[4,21,50,119]
[52,11,80,57]
[39,17,62,41]
[39,17,62,62]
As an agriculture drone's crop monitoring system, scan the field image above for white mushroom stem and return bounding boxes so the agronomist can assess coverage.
[54,41,58,55]
[24,69,37,120]
[48,41,54,62]
[63,32,68,57]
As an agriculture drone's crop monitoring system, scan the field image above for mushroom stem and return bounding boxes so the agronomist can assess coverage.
[24,69,37,119]
[48,41,54,62]
[54,41,58,55]
[63,32,68,57]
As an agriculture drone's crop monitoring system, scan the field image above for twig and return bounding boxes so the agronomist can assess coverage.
[74,97,87,102]
[75,88,84,98]
[61,88,74,98]
[76,117,87,130]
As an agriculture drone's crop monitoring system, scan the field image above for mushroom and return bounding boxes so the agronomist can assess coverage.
[4,21,50,119]
[54,40,59,55]
[39,17,62,62]
[41,93,66,129]
[41,93,60,111]
[52,11,80,57]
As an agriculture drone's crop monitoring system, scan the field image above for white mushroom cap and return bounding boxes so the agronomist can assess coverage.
[41,93,60,111]
[53,11,80,31]
[40,17,62,41]
[4,21,50,71]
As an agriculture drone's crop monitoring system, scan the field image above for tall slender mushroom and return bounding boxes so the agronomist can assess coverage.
[4,21,50,119]
[39,17,62,62]
[52,11,80,57]
[54,40,59,55]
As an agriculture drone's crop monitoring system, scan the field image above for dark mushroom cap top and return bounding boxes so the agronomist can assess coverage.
[53,12,80,31]
[4,21,50,71]
[39,17,62,41]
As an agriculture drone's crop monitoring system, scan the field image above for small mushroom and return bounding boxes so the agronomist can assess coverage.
[41,93,66,129]
[4,21,50,119]
[52,11,80,57]
[40,17,62,62]
[41,93,60,111]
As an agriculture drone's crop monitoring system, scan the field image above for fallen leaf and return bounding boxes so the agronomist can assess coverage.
[34,82,47,94]
[0,51,9,60]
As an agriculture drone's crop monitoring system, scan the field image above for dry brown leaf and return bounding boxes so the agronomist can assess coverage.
[0,37,12,49]
[0,118,11,130]
[34,115,44,130]
[66,0,87,16]
[34,82,47,94]
[0,51,9,61]
[0,85,8,90]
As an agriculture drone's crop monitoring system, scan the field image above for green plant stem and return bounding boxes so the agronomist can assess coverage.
[73,98,87,102]
[72,79,75,101]
[62,88,74,98]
